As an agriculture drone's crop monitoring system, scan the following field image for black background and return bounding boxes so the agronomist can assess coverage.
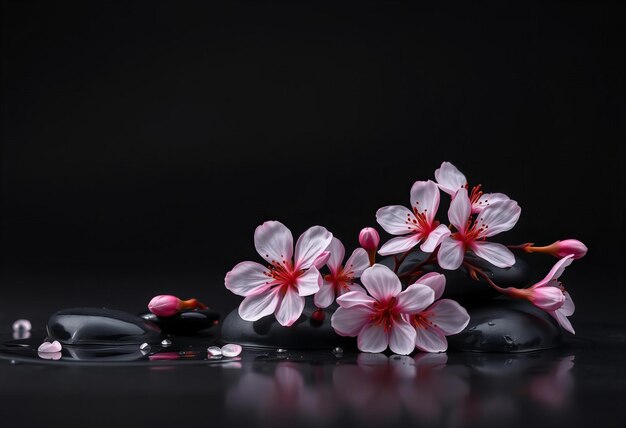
[1,0,624,327]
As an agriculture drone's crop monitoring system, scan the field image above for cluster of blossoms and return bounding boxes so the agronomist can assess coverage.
[225,161,587,354]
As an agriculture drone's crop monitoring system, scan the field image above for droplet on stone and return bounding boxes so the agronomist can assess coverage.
[12,319,32,332]
[221,343,242,358]
[277,348,287,353]
[161,339,172,347]
[140,343,151,351]
[488,321,495,326]
[332,347,343,355]
[207,346,222,356]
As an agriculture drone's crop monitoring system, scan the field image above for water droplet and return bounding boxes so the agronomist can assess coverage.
[487,321,495,326]
[221,344,242,358]
[161,339,172,346]
[332,347,343,355]
[10,360,17,365]
[12,319,32,332]
[277,348,287,353]
[207,346,222,356]
[503,335,514,345]
[140,343,151,351]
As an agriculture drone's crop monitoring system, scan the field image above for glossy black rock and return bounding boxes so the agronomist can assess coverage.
[380,251,532,305]
[47,308,162,345]
[221,301,354,350]
[448,298,563,352]
[140,309,220,334]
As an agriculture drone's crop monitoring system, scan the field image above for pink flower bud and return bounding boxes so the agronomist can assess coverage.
[359,227,380,251]
[550,239,588,260]
[148,295,181,317]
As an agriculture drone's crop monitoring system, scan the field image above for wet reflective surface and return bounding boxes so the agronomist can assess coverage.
[0,322,624,428]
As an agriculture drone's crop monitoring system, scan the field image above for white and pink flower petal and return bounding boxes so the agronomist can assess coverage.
[294,225,333,270]
[357,323,389,353]
[376,205,418,235]
[254,221,294,265]
[325,238,345,274]
[550,309,575,334]
[448,188,471,231]
[420,223,451,253]
[471,241,516,268]
[389,318,417,355]
[530,286,565,311]
[314,280,336,308]
[312,251,331,269]
[344,247,370,278]
[225,261,272,297]
[275,288,305,327]
[360,264,402,302]
[296,265,322,296]
[342,282,367,296]
[560,291,575,316]
[476,200,521,237]
[395,283,435,314]
[336,290,376,309]
[423,299,470,335]
[410,180,440,222]
[413,272,446,300]
[414,325,448,353]
[542,254,575,284]
[437,237,465,270]
[331,306,373,336]
[434,161,467,196]
[238,288,281,322]
[474,192,510,212]
[378,235,421,256]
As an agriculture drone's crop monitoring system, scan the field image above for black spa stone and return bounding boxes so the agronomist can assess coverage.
[220,301,354,350]
[381,251,532,305]
[140,309,220,334]
[447,298,562,352]
[47,308,162,345]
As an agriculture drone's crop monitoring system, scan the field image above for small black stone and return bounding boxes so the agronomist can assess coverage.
[447,298,562,352]
[220,301,354,350]
[381,251,532,305]
[140,309,220,334]
[47,308,162,345]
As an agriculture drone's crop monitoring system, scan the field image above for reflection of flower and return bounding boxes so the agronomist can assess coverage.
[438,187,520,270]
[225,221,332,326]
[376,180,451,255]
[314,238,370,308]
[331,264,435,354]
[529,355,575,408]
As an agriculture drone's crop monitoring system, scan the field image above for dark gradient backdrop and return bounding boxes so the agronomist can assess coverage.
[1,1,624,328]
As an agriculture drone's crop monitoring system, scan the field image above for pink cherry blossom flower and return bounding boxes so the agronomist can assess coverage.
[225,221,333,327]
[331,264,436,355]
[434,161,511,213]
[403,272,470,352]
[438,188,521,270]
[506,255,576,334]
[314,238,370,308]
[376,180,451,256]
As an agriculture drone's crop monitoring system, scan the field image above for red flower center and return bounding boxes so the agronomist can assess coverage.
[370,297,400,332]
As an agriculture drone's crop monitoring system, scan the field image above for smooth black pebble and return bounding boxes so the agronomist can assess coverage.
[447,298,562,352]
[141,309,220,334]
[47,308,162,345]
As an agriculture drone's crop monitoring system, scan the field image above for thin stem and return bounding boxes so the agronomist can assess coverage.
[506,243,534,251]
[462,261,509,294]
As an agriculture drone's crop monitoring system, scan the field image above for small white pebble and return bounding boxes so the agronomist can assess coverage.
[221,343,242,358]
[38,341,62,353]
[207,346,222,356]
[161,339,172,347]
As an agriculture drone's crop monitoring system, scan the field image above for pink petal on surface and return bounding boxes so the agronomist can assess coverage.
[389,318,417,355]
[410,180,440,222]
[420,223,451,253]
[275,287,305,327]
[325,237,345,273]
[448,188,471,231]
[437,237,465,270]
[238,288,281,321]
[477,200,521,237]
[378,234,421,256]
[38,340,62,353]
[395,283,435,314]
[331,306,373,336]
[414,272,446,300]
[550,310,575,334]
[434,161,467,196]
[360,264,402,302]
[225,261,272,297]
[344,247,370,278]
[221,344,243,357]
[474,192,510,212]
[296,265,322,296]
[294,225,333,270]
[357,323,389,353]
[414,325,448,353]
[376,205,417,235]
[423,299,470,335]
[472,241,516,268]
[336,290,376,308]
[313,280,336,308]
[254,221,294,265]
